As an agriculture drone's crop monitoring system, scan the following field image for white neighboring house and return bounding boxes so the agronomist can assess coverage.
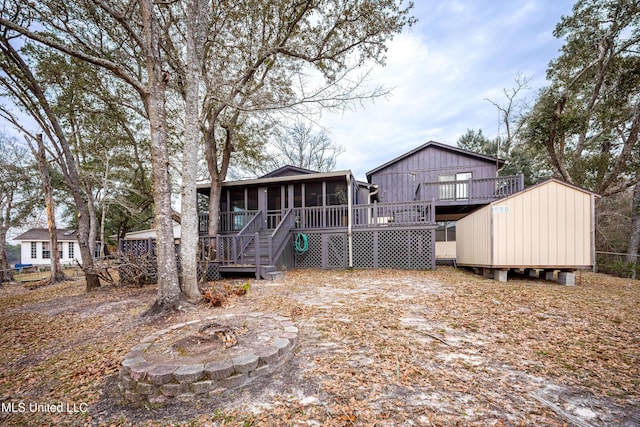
[14,228,84,266]
[120,224,182,241]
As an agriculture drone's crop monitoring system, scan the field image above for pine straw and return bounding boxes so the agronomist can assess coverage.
[0,268,638,426]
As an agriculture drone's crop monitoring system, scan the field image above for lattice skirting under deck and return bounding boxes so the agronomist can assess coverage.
[293,228,435,270]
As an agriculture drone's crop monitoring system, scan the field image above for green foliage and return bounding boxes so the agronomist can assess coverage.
[523,0,640,196]
[457,129,497,157]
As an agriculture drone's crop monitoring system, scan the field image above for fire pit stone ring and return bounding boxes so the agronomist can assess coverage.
[118,312,297,404]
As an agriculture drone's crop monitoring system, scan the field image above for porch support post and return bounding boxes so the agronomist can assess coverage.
[347,174,353,268]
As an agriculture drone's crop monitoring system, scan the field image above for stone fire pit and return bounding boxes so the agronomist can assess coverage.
[118,312,298,404]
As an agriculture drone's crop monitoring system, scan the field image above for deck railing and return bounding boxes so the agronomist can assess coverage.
[292,205,349,229]
[352,201,434,228]
[199,210,260,234]
[269,209,295,263]
[288,201,435,229]
[422,174,524,204]
[212,211,264,265]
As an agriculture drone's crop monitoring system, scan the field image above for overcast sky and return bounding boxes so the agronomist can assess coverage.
[322,0,575,179]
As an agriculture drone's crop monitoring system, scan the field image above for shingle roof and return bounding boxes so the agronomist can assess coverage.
[259,165,318,178]
[13,228,79,242]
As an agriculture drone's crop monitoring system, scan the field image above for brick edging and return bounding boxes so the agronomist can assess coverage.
[118,313,298,404]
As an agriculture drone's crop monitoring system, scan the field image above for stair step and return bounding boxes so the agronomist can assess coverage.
[262,270,283,281]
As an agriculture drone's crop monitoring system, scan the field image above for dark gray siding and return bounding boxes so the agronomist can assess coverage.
[370,145,497,203]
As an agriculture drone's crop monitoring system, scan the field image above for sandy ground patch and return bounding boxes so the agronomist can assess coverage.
[0,268,638,426]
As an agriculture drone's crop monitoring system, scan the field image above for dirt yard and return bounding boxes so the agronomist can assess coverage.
[0,267,638,426]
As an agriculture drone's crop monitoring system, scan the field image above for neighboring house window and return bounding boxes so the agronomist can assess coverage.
[58,242,64,259]
[436,221,457,242]
[68,242,74,259]
[30,242,37,259]
[438,172,472,200]
[42,242,50,259]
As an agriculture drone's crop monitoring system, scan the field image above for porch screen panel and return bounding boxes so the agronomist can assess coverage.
[247,188,258,210]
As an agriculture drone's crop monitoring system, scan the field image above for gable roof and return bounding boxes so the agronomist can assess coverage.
[366,140,505,179]
[488,178,600,205]
[197,170,353,192]
[13,228,79,242]
[260,165,318,178]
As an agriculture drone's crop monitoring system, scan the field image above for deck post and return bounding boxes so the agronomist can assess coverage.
[347,174,353,268]
[255,232,261,279]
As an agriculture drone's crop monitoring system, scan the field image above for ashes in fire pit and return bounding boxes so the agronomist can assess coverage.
[201,321,248,348]
[119,312,299,404]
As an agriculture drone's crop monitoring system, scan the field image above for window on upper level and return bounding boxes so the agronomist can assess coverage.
[438,172,472,201]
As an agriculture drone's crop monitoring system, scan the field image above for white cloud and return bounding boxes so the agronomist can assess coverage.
[322,0,574,179]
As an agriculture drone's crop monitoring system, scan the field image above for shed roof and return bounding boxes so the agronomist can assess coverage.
[366,140,505,179]
[14,228,79,242]
[487,178,600,206]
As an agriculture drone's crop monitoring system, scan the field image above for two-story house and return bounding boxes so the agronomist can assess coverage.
[121,140,524,280]
[366,141,523,260]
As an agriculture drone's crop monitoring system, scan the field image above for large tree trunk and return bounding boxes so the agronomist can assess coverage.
[34,134,65,283]
[627,183,640,274]
[0,225,12,283]
[86,186,98,260]
[140,0,183,312]
[179,0,207,301]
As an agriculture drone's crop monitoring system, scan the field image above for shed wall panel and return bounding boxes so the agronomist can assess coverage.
[490,181,592,267]
[457,180,594,269]
[456,207,491,266]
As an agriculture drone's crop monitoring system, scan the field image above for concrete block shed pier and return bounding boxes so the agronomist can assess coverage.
[455,179,598,284]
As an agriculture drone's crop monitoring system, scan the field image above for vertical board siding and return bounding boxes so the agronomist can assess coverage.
[370,146,498,203]
[485,181,592,267]
[456,207,491,266]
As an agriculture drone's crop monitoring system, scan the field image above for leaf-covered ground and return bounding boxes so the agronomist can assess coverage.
[0,268,638,426]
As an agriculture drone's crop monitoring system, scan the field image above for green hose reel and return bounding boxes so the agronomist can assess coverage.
[295,233,309,254]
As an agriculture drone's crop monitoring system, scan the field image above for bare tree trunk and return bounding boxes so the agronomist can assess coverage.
[627,183,640,274]
[99,203,107,259]
[140,0,183,312]
[207,178,222,257]
[33,134,65,283]
[0,192,14,283]
[0,225,12,283]
[86,186,98,260]
[179,0,207,300]
[97,153,110,259]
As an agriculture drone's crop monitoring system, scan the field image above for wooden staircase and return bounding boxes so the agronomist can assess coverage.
[217,226,287,281]
[245,230,283,281]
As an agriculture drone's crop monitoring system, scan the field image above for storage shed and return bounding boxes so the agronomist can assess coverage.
[456,179,598,284]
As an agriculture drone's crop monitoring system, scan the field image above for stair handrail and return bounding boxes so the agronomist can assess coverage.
[234,210,264,264]
[269,208,294,265]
